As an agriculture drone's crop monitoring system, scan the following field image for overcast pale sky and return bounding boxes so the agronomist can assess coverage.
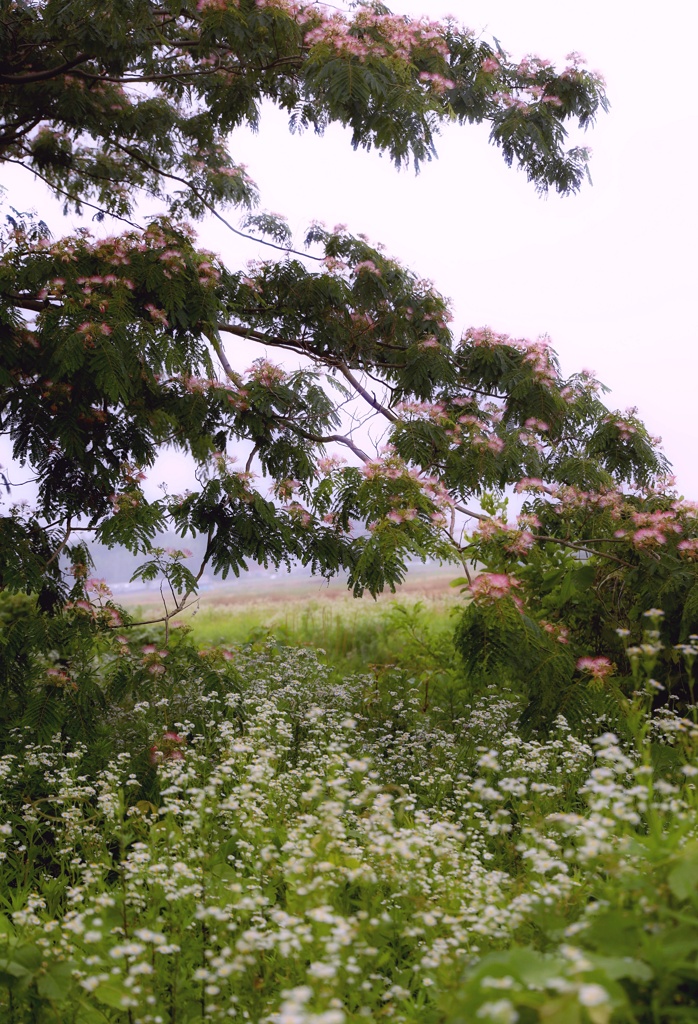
[2,0,697,503]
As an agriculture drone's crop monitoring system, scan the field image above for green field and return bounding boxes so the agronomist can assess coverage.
[123,564,463,675]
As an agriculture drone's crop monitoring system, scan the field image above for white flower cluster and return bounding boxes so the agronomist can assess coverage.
[0,644,695,1022]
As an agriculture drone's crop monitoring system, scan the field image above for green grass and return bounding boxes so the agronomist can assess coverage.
[126,575,462,676]
[189,595,455,675]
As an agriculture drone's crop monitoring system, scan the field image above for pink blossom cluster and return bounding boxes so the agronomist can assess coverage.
[360,452,402,481]
[516,429,544,454]
[491,84,564,115]
[516,55,555,77]
[141,644,170,678]
[541,620,569,644]
[226,388,249,412]
[183,374,218,394]
[274,478,302,499]
[253,0,320,14]
[45,666,76,690]
[473,516,536,558]
[21,228,219,324]
[524,417,549,432]
[440,410,510,457]
[349,311,375,329]
[76,320,112,343]
[386,508,418,525]
[417,71,455,95]
[673,498,698,517]
[514,477,698,557]
[196,259,221,287]
[76,274,125,290]
[418,474,455,511]
[491,91,533,113]
[109,491,142,513]
[284,502,312,528]
[240,275,263,294]
[469,572,522,606]
[462,327,560,387]
[359,455,454,532]
[615,509,684,549]
[317,454,346,475]
[473,434,505,454]
[576,656,613,680]
[603,414,638,441]
[509,50,604,102]
[304,10,451,66]
[197,1,234,14]
[85,577,113,598]
[150,731,186,763]
[551,485,624,515]
[144,304,169,326]
[322,256,349,274]
[228,469,256,489]
[246,359,287,387]
[395,399,448,423]
[678,539,698,560]
[64,598,122,628]
[353,260,381,277]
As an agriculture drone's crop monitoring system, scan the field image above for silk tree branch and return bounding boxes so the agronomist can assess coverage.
[213,326,488,521]
[0,54,91,84]
[274,418,372,464]
[109,141,326,261]
[3,157,144,230]
[336,362,399,423]
[218,321,316,362]
[4,292,48,313]
[535,535,632,567]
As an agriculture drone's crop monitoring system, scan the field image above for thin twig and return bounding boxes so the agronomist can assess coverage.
[536,535,632,567]
[110,141,325,261]
[3,158,144,230]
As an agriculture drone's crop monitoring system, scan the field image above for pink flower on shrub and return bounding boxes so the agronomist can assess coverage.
[353,260,381,277]
[576,656,613,680]
[469,573,521,605]
[144,304,169,326]
[505,530,535,556]
[632,528,666,548]
[514,477,550,493]
[150,732,186,765]
[678,538,698,560]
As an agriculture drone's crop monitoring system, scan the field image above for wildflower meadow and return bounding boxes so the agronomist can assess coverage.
[0,599,697,1023]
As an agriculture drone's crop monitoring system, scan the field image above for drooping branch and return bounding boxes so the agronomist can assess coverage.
[275,418,372,464]
[3,157,144,230]
[336,362,399,423]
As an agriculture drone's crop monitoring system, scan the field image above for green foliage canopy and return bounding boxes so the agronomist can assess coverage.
[2,0,696,721]
[0,0,615,597]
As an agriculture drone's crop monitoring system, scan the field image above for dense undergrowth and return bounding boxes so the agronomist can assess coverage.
[0,599,697,1023]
